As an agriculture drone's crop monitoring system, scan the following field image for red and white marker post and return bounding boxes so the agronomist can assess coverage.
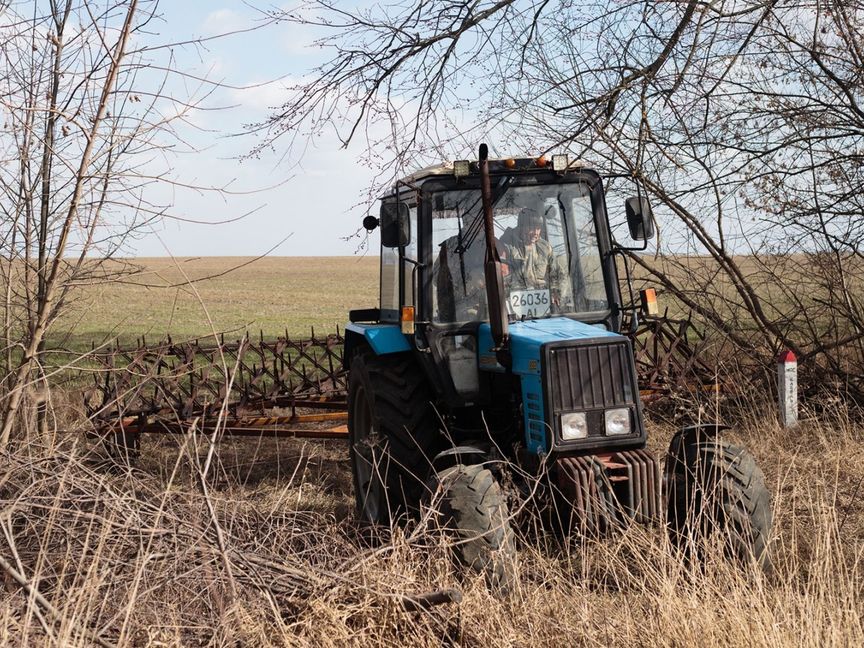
[776,350,798,427]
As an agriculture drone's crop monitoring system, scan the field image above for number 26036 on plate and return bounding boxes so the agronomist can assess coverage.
[508,289,550,318]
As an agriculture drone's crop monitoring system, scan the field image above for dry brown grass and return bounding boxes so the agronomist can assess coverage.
[5,256,860,645]
[0,404,861,647]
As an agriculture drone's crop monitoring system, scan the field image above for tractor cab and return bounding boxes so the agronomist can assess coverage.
[428,167,613,326]
[350,151,653,456]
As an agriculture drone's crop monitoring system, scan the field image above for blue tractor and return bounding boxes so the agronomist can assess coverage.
[346,145,771,589]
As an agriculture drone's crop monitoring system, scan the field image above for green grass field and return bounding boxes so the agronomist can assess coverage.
[53,257,379,348]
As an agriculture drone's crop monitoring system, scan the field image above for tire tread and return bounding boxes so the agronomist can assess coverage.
[668,438,772,569]
[434,464,517,593]
[348,350,439,524]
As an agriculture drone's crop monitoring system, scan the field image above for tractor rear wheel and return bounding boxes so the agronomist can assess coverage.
[667,438,772,570]
[431,464,517,594]
[348,351,438,526]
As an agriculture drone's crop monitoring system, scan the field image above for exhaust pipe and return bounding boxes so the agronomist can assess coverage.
[479,144,510,366]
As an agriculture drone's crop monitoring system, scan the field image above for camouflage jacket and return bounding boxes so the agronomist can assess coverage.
[499,228,565,293]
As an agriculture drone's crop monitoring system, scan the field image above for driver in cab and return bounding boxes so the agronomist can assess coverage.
[500,208,566,313]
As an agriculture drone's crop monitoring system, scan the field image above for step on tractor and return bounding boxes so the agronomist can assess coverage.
[347,145,772,590]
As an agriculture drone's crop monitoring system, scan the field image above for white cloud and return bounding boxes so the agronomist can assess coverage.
[201,8,246,36]
[229,81,291,113]
[279,21,317,56]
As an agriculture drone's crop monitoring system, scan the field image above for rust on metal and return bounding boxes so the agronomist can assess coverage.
[83,329,349,444]
[99,416,348,439]
[628,313,721,401]
[83,316,719,443]
[85,328,345,421]
[556,449,663,533]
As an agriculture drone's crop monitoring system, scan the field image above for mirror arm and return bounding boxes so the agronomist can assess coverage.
[612,235,649,253]
[395,180,404,248]
[610,245,640,335]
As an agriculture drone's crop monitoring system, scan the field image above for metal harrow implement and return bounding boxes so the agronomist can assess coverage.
[82,317,717,446]
[83,329,348,444]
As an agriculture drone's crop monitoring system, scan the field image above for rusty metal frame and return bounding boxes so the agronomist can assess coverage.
[556,449,663,534]
[83,316,717,441]
[83,329,348,439]
[628,314,721,401]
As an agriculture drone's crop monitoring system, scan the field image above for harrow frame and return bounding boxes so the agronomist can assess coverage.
[81,316,718,446]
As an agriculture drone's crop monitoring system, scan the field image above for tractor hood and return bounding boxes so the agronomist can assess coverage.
[478,317,623,376]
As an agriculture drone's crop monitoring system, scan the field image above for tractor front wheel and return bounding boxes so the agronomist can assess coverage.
[431,464,517,594]
[667,437,772,570]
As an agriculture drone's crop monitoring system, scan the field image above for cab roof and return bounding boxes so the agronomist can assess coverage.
[394,156,595,187]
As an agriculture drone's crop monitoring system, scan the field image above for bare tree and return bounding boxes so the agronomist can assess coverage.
[0,0,245,445]
[259,0,864,399]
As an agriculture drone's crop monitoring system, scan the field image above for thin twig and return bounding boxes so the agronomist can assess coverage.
[0,552,116,648]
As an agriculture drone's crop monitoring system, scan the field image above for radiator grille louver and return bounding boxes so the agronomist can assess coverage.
[547,340,637,412]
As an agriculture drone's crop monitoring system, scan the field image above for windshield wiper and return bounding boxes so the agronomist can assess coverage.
[455,175,514,254]
[557,191,575,273]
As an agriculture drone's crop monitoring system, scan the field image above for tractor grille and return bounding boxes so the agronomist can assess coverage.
[546,340,637,412]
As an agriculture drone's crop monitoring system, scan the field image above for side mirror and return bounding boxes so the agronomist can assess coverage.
[380,202,410,248]
[625,196,655,241]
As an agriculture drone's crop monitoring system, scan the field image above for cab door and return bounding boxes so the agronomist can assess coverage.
[378,195,417,323]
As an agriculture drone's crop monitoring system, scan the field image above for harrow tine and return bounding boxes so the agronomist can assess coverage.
[85,331,347,424]
[627,314,719,401]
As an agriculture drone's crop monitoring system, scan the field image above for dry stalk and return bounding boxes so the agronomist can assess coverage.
[0,552,115,648]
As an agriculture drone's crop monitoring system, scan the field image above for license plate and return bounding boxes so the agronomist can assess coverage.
[508,289,551,319]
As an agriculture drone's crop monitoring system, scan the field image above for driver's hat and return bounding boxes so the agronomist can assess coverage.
[518,207,542,229]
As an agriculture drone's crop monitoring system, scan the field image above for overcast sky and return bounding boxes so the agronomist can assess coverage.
[134,2,381,258]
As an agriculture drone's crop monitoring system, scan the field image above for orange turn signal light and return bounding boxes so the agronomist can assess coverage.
[401,306,415,334]
[536,155,548,167]
[504,158,516,169]
[640,288,658,316]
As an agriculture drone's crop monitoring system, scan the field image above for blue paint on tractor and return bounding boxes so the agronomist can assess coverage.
[345,323,411,356]
[478,318,625,454]
[521,374,547,454]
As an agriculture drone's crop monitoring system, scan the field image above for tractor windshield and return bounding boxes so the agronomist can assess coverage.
[432,181,608,323]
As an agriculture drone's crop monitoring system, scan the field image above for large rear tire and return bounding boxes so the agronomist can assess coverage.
[348,351,438,526]
[667,438,772,570]
[432,464,517,594]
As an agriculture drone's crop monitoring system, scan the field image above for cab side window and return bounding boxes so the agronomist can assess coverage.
[379,201,416,322]
[402,206,418,308]
[380,245,399,322]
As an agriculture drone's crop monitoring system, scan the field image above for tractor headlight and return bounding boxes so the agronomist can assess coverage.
[605,408,631,436]
[561,412,588,440]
